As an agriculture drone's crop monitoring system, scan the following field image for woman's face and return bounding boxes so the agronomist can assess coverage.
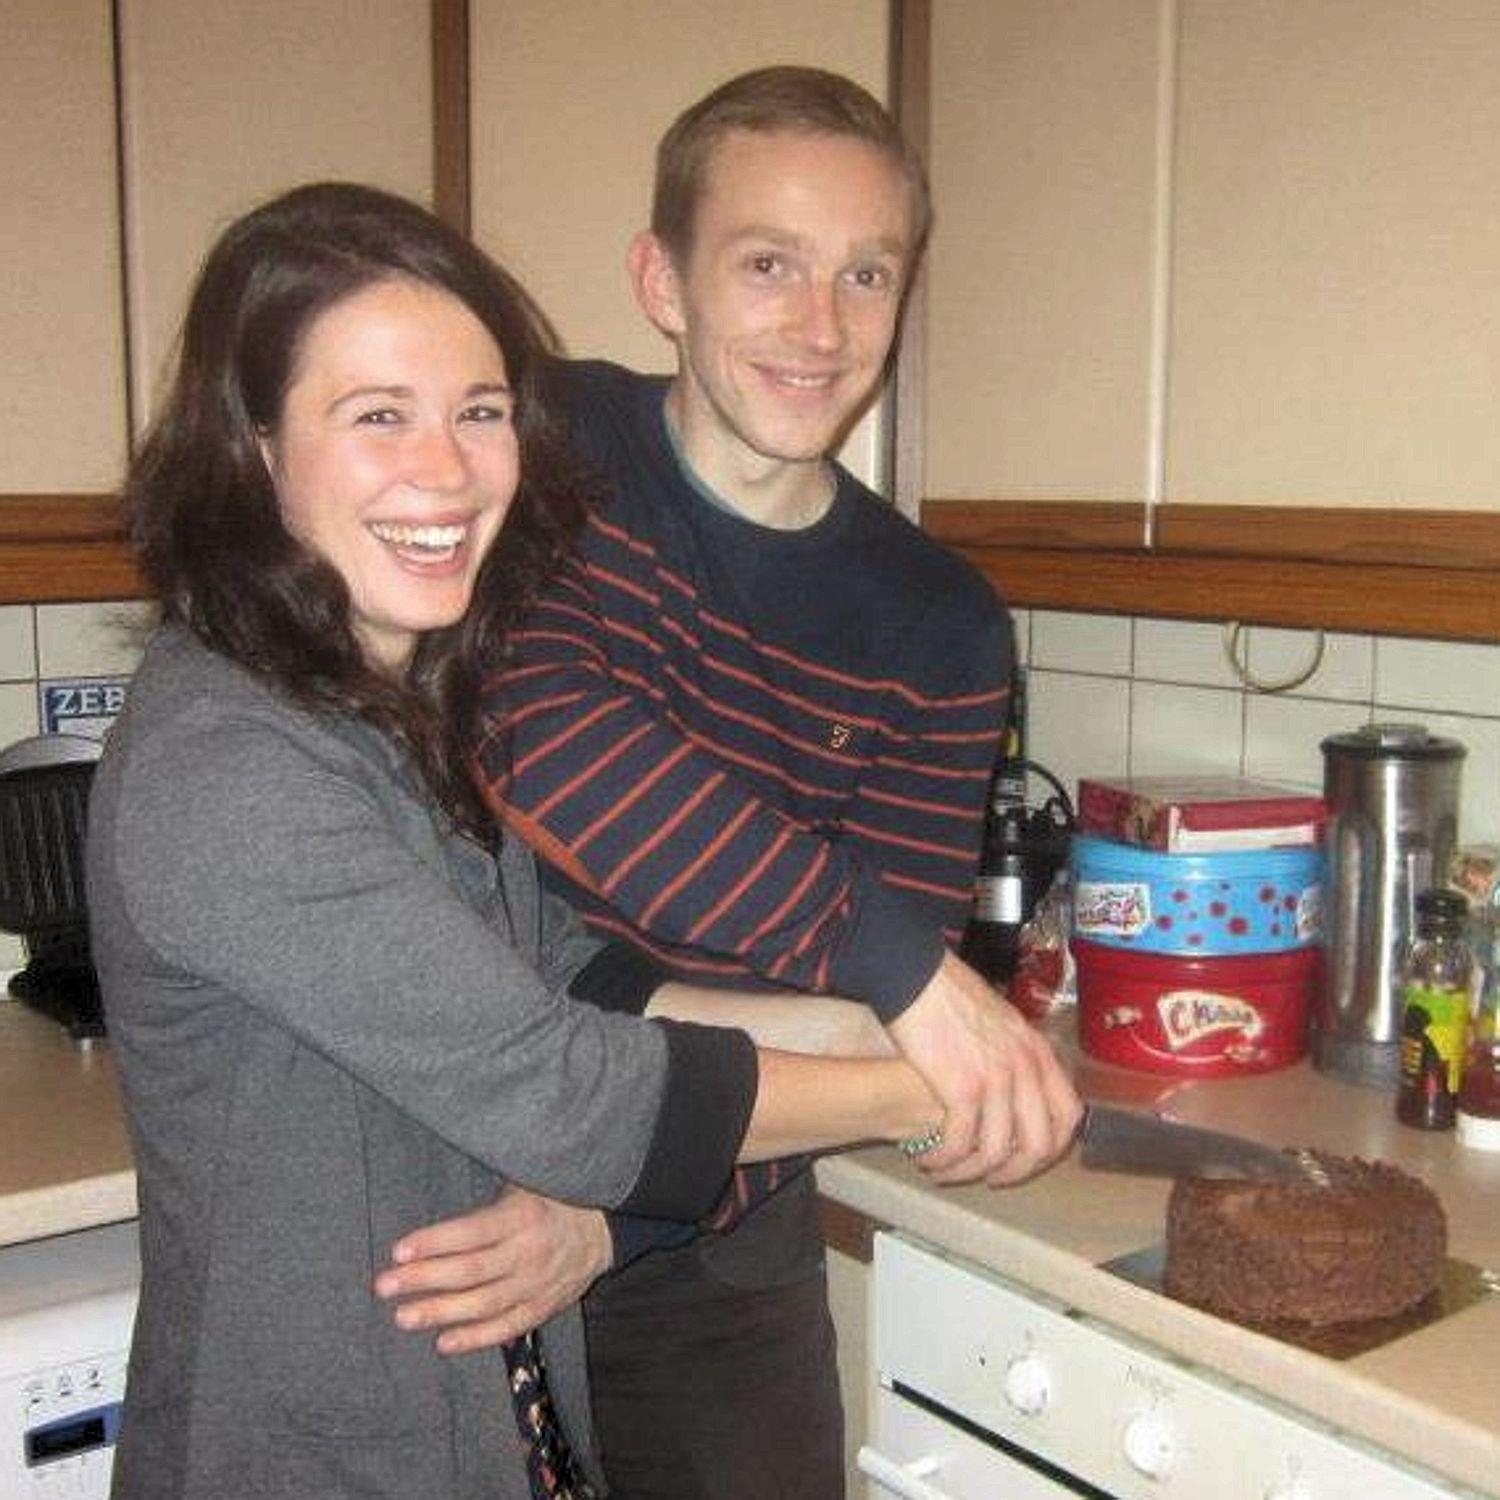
[261,277,519,671]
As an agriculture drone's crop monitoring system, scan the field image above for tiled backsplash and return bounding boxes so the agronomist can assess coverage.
[0,600,155,971]
[1022,610,1500,849]
[4,597,1498,971]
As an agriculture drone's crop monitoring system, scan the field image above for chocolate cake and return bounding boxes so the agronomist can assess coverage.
[1164,1154,1446,1327]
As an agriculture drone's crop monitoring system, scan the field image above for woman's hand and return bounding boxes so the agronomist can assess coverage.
[374,1185,612,1354]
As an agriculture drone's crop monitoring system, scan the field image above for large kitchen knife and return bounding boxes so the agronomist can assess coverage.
[1077,1103,1318,1182]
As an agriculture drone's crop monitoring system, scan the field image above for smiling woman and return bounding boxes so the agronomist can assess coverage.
[260,278,520,672]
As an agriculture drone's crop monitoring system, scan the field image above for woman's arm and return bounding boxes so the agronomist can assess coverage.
[644,983,896,1059]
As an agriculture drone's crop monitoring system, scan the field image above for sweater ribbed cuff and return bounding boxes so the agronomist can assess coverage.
[829,881,947,1021]
[617,1020,757,1221]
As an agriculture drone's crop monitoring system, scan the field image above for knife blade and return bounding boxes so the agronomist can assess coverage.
[1076,1103,1313,1182]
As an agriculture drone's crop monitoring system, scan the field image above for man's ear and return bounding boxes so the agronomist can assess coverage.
[627,231,687,339]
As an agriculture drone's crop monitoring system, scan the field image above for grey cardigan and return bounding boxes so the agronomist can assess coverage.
[86,627,755,1499]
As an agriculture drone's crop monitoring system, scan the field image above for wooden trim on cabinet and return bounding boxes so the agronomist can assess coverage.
[818,1194,879,1264]
[0,494,144,605]
[431,0,470,235]
[1156,504,1500,572]
[923,498,1500,643]
[887,0,930,516]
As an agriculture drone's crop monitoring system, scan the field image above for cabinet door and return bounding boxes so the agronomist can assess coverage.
[1,0,127,493]
[1168,0,1500,510]
[468,0,889,370]
[116,0,433,428]
[925,1,1161,502]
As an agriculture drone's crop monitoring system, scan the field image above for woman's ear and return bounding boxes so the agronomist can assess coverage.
[627,231,687,340]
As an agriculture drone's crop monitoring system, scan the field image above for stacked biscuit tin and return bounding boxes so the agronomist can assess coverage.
[1070,777,1326,1077]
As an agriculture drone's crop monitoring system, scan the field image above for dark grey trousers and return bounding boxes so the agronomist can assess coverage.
[583,1181,844,1500]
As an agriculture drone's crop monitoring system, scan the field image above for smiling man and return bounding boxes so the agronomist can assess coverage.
[380,68,1081,1500]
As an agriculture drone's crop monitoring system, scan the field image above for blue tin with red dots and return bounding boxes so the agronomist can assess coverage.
[1070,835,1323,955]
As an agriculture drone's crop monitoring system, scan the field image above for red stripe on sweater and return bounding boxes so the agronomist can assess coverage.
[601,772,725,897]
[642,799,759,927]
[573,741,695,856]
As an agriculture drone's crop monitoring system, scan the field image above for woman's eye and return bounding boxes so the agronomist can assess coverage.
[461,402,511,425]
[354,407,404,427]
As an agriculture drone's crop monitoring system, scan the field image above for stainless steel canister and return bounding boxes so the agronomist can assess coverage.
[1315,723,1465,1087]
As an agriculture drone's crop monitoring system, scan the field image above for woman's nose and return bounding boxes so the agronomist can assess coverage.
[410,423,469,490]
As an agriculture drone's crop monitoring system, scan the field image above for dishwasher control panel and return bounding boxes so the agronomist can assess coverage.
[0,1222,139,1499]
[863,1232,1479,1500]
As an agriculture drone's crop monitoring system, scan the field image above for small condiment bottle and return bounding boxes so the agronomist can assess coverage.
[1458,918,1500,1150]
[1396,888,1473,1130]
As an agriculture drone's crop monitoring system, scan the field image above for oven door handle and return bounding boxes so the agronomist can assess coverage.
[856,1443,955,1500]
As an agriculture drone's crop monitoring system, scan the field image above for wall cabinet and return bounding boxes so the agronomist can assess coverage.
[921,0,1500,640]
[1,0,127,494]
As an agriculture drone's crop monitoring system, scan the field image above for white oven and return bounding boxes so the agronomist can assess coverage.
[859,1232,1480,1500]
[0,1220,139,1498]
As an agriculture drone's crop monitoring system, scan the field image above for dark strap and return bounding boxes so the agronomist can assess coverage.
[503,1330,597,1500]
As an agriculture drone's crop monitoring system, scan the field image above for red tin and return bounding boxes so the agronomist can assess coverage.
[1075,940,1317,1076]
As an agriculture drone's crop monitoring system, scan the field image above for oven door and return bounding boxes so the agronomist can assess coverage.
[859,1387,1104,1500]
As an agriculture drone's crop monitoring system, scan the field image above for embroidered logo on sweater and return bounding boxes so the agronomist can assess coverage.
[828,723,853,751]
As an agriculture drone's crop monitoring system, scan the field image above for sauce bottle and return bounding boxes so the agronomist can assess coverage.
[1396,888,1472,1130]
[1457,917,1500,1150]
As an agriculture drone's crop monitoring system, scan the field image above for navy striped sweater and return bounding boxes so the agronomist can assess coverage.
[475,360,1011,1021]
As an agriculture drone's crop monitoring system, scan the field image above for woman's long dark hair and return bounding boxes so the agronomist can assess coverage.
[125,182,589,835]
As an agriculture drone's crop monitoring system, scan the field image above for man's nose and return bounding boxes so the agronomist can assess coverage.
[791,280,846,351]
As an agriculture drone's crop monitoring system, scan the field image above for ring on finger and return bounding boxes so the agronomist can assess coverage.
[899,1123,946,1160]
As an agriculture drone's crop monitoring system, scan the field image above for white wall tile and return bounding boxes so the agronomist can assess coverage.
[0,681,41,748]
[1030,610,1132,676]
[1246,628,1374,703]
[1243,695,1372,791]
[1133,618,1240,688]
[1026,669,1129,801]
[1374,636,1500,716]
[36,602,154,678]
[1128,682,1243,776]
[1010,607,1031,667]
[0,607,36,681]
[1402,711,1500,848]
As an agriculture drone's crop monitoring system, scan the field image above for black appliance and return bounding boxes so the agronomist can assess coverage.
[0,734,105,1041]
[959,758,1073,984]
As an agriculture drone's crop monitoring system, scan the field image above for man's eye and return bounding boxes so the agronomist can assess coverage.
[745,252,784,277]
[848,264,896,292]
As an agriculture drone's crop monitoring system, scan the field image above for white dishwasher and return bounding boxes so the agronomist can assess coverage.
[0,1220,139,1498]
[860,1231,1481,1500]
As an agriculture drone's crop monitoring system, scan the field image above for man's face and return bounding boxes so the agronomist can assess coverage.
[645,128,913,488]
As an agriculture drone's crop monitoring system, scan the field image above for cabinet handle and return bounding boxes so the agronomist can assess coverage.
[856,1444,954,1500]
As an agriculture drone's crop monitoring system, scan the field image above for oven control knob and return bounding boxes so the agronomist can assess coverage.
[1122,1407,1176,1479]
[1001,1353,1052,1416]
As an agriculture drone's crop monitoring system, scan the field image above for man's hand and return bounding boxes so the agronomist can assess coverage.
[374,1186,612,1355]
[885,949,1082,1186]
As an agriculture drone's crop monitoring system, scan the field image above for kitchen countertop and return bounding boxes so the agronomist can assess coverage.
[817,1021,1500,1497]
[0,999,136,1245]
[4,995,1497,1493]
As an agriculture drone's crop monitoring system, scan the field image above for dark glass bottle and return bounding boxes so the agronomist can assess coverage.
[1396,888,1473,1131]
[960,803,1030,984]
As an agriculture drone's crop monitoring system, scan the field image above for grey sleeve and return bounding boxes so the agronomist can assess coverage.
[101,708,747,1215]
